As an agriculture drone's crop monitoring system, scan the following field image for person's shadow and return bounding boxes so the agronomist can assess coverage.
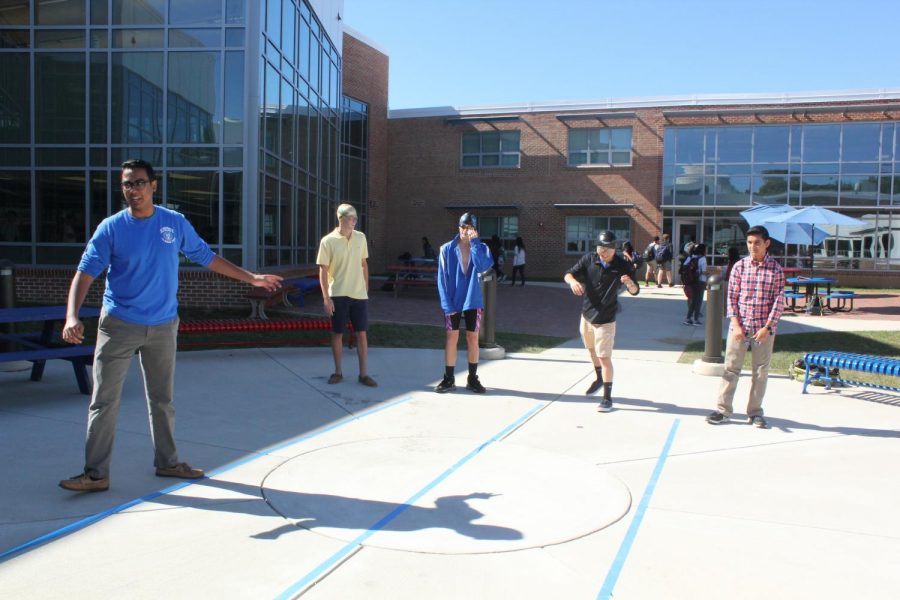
[154,480,522,542]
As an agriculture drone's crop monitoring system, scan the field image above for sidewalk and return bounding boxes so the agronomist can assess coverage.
[0,285,898,599]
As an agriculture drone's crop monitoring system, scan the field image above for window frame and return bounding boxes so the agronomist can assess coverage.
[564,216,632,255]
[567,126,633,168]
[460,131,521,169]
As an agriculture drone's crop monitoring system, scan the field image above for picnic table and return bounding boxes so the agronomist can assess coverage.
[386,259,438,297]
[0,305,101,394]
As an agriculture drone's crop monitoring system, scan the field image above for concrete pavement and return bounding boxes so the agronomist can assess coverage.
[1,287,898,599]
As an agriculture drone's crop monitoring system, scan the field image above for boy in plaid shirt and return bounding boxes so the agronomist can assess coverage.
[707,226,785,429]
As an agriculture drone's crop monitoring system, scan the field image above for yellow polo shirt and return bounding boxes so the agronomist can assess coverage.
[316,228,369,299]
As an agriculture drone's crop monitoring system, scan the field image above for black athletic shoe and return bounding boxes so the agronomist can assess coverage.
[434,376,456,393]
[749,415,768,429]
[466,375,486,394]
[706,411,729,424]
[597,398,613,412]
[585,380,603,395]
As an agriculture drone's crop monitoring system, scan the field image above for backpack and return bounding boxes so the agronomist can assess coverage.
[680,256,699,286]
[656,243,672,263]
[642,244,656,262]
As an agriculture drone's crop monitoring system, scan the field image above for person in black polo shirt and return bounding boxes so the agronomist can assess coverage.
[564,230,640,412]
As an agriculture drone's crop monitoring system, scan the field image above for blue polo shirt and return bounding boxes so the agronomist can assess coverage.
[78,206,215,326]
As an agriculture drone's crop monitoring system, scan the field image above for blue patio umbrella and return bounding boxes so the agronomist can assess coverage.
[763,205,867,230]
[739,204,829,245]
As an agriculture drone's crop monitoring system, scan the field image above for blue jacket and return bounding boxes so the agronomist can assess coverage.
[437,235,494,314]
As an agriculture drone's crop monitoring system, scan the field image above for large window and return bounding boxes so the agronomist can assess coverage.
[477,215,519,250]
[565,216,631,254]
[568,127,632,167]
[461,131,520,168]
[663,122,900,208]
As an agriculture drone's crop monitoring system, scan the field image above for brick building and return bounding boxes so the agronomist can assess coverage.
[383,94,900,286]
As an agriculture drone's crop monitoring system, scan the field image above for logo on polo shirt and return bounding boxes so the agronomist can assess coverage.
[160,226,176,244]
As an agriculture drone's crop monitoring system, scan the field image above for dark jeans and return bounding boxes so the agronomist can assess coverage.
[510,265,525,285]
[686,281,705,321]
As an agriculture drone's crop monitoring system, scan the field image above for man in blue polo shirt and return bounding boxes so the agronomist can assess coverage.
[59,159,283,492]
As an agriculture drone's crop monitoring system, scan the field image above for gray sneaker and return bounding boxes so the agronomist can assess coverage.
[597,398,613,412]
[706,411,729,424]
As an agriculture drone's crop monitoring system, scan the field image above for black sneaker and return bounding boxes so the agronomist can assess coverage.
[466,375,486,394]
[706,411,728,424]
[692,320,703,326]
[682,319,693,325]
[597,398,613,412]
[434,376,456,393]
[749,415,768,429]
[585,380,603,395]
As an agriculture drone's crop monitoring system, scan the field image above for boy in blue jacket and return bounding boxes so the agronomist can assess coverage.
[434,213,495,393]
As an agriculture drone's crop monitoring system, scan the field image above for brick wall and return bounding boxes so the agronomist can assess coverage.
[385,99,900,279]
[13,267,253,308]
[342,32,389,271]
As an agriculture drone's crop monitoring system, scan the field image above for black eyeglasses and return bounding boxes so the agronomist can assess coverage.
[121,179,150,190]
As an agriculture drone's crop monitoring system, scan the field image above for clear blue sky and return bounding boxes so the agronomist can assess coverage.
[343,0,900,110]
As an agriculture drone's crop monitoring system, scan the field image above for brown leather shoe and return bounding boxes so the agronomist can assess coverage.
[59,473,109,492]
[155,462,204,479]
[358,375,378,387]
[327,373,343,384]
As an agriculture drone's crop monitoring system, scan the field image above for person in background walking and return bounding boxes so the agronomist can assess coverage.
[510,236,526,286]
[724,245,741,282]
[707,226,785,429]
[655,233,674,287]
[642,235,659,286]
[489,234,506,282]
[682,243,707,326]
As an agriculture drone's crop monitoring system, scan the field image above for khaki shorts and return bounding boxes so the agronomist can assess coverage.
[580,316,616,358]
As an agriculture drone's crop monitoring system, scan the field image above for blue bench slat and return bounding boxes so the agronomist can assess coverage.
[803,350,900,394]
[0,346,94,362]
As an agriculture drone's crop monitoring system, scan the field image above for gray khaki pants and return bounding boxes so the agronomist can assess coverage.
[84,312,180,479]
[715,326,775,418]
[717,327,775,417]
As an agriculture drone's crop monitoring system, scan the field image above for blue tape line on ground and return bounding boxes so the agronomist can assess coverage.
[597,418,680,600]
[0,394,415,563]
[274,402,546,600]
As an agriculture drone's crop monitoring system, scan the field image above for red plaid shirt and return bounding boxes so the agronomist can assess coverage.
[726,254,785,334]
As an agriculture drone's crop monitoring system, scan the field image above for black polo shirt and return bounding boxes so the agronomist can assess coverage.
[567,252,638,325]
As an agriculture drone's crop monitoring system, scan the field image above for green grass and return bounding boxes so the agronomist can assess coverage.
[679,330,900,388]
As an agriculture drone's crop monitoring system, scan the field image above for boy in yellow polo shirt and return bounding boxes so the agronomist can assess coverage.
[316,203,376,386]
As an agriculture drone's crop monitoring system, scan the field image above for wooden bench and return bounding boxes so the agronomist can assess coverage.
[802,351,900,394]
[386,264,438,297]
[245,283,298,320]
[0,345,95,395]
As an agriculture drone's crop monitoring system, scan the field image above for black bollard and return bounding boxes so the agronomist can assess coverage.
[702,273,724,364]
[479,268,497,348]
[0,259,16,353]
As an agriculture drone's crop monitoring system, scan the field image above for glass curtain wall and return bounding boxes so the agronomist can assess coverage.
[663,122,899,269]
[0,0,249,266]
[258,0,341,267]
[340,95,367,234]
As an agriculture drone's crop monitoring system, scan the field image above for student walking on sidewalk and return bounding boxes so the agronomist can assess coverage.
[564,230,640,412]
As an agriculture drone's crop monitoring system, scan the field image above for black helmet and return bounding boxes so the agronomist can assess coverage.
[458,212,477,228]
[597,230,617,249]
